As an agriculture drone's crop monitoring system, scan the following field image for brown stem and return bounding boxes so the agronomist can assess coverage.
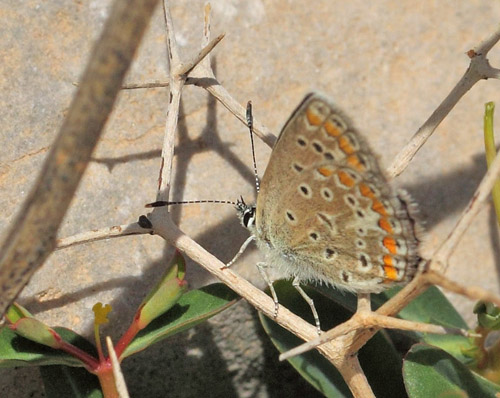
[0,0,161,317]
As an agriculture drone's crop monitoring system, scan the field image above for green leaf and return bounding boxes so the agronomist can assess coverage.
[483,101,500,223]
[0,326,96,368]
[5,302,34,323]
[40,365,102,398]
[137,251,188,329]
[138,277,187,329]
[5,302,64,348]
[10,318,62,349]
[375,286,471,361]
[121,283,239,358]
[403,343,500,398]
[375,286,468,329]
[259,281,406,398]
[474,301,500,330]
[316,284,467,329]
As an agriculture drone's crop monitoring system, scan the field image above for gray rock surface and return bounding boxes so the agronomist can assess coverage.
[2,1,500,396]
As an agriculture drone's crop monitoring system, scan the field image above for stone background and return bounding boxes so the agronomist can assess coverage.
[2,1,500,397]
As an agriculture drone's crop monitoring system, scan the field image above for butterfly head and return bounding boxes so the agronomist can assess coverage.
[235,196,256,232]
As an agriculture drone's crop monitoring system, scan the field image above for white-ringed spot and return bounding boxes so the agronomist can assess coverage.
[308,231,320,241]
[296,136,308,148]
[321,187,334,201]
[285,210,298,225]
[298,183,313,199]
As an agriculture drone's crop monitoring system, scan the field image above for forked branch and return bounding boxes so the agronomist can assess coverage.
[12,4,500,397]
[387,24,500,177]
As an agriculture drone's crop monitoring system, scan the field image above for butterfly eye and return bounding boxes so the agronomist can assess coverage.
[243,208,255,228]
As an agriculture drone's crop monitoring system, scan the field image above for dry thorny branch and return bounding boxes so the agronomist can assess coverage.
[1,1,500,397]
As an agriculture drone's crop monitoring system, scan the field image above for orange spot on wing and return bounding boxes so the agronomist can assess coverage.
[306,108,322,126]
[347,154,365,171]
[383,256,398,281]
[324,119,342,137]
[372,199,388,216]
[337,170,356,187]
[378,217,393,234]
[359,183,375,199]
[338,135,355,155]
[318,167,333,177]
[383,237,397,254]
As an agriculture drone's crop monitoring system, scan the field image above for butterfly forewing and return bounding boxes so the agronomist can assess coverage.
[255,93,420,293]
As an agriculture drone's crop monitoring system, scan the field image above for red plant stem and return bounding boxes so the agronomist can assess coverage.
[96,363,118,398]
[114,320,141,359]
[58,339,100,370]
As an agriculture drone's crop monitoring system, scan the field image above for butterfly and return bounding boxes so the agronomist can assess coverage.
[230,93,422,329]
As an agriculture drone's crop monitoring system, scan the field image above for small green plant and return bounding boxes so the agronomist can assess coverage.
[259,281,500,397]
[0,251,238,397]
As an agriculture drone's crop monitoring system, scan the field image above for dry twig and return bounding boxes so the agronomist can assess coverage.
[5,3,500,397]
[0,0,161,317]
[387,25,500,177]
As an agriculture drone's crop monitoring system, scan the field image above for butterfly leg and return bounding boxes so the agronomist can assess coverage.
[292,277,321,334]
[222,235,255,269]
[256,262,279,317]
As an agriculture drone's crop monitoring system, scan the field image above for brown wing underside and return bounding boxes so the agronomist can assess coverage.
[255,94,420,292]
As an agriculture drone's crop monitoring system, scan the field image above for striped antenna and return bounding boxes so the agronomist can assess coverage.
[146,199,237,208]
[246,101,261,194]
[146,100,260,210]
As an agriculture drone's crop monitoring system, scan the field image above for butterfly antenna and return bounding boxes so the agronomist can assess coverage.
[246,101,261,194]
[146,103,259,210]
[146,199,237,208]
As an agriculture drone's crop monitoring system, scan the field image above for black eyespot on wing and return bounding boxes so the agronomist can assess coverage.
[297,138,307,147]
[293,163,304,172]
[317,212,333,229]
[359,254,368,267]
[321,188,332,199]
[312,142,323,153]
